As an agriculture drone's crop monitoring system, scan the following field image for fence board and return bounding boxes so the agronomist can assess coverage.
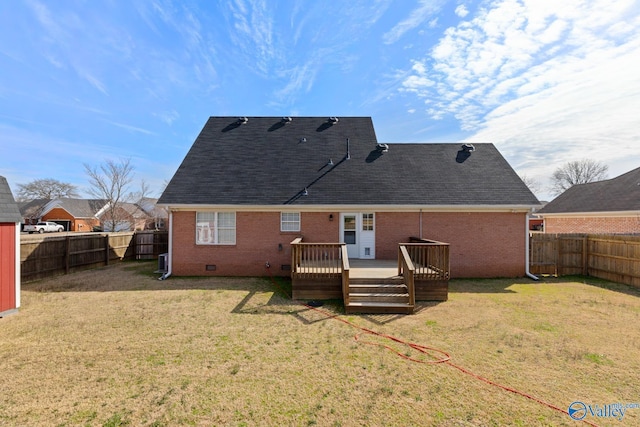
[20,231,168,282]
[530,233,640,288]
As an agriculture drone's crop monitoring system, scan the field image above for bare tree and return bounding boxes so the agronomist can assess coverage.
[519,174,541,197]
[550,159,608,195]
[16,178,79,202]
[84,158,135,232]
[130,179,151,203]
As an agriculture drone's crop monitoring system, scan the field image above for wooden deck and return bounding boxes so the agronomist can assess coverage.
[291,239,450,314]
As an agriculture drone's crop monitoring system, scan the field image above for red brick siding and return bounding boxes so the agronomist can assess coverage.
[376,212,527,278]
[544,216,640,234]
[43,208,100,232]
[171,210,527,278]
[171,211,339,276]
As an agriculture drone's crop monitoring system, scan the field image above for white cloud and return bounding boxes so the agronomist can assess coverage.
[455,5,469,18]
[400,0,640,199]
[154,110,180,125]
[383,0,448,44]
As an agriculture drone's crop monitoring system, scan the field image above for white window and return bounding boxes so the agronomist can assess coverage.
[281,212,300,232]
[362,213,374,231]
[196,212,236,245]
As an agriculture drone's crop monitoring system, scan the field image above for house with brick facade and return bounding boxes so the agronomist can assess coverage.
[36,198,107,232]
[537,167,640,234]
[20,197,168,232]
[158,116,540,295]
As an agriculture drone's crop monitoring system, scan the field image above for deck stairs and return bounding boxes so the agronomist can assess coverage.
[345,276,414,314]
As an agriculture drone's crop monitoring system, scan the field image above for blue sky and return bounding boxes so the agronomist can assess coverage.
[1,0,639,202]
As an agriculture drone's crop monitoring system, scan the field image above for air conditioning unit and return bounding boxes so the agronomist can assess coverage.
[157,253,169,273]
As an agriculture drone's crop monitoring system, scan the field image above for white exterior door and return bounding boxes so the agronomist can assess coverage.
[340,213,375,259]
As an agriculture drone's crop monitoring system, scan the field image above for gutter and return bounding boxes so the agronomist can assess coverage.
[525,212,539,281]
[158,210,173,281]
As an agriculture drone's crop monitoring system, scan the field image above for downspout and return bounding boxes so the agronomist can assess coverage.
[525,212,539,281]
[419,209,423,239]
[159,210,173,280]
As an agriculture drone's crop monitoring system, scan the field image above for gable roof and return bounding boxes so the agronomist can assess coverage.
[159,116,539,208]
[19,198,50,219]
[539,166,640,214]
[43,198,109,218]
[0,176,22,223]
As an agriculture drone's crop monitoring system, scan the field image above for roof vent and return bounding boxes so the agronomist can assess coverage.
[328,117,339,124]
[376,143,389,153]
[282,117,292,123]
[300,137,307,143]
[237,117,249,125]
[461,143,475,152]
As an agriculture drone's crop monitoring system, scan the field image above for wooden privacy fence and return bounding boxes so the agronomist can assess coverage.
[20,231,168,282]
[530,233,640,287]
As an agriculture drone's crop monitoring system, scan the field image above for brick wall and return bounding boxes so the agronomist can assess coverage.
[171,211,340,276]
[376,211,527,277]
[43,208,100,232]
[171,210,527,278]
[544,216,640,234]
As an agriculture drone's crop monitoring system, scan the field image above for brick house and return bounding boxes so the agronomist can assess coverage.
[159,116,540,287]
[537,167,640,234]
[38,198,107,232]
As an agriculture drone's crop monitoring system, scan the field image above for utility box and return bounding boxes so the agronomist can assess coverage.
[0,176,21,317]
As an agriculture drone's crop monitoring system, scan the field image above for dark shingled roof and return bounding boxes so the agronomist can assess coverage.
[159,116,539,207]
[48,198,108,218]
[539,167,640,214]
[0,176,21,223]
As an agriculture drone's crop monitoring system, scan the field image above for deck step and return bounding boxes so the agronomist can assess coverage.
[349,277,404,285]
[349,283,407,294]
[345,301,414,314]
[347,278,412,313]
[349,292,409,303]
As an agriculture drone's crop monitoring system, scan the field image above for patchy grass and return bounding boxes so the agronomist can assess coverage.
[1,262,640,426]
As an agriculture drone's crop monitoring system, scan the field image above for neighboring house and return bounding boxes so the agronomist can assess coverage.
[538,167,640,234]
[38,198,107,232]
[137,198,168,230]
[99,200,168,232]
[158,116,540,280]
[19,198,49,227]
[0,177,21,317]
[18,196,167,233]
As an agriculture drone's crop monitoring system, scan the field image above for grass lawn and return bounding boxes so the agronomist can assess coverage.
[1,261,639,427]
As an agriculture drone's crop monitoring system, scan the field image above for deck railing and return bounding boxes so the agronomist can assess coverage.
[340,245,350,306]
[398,245,416,307]
[290,238,348,301]
[402,238,450,280]
[290,238,346,278]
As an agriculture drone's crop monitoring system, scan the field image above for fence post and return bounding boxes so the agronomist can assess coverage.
[104,234,110,266]
[65,235,70,274]
[555,235,561,276]
[582,235,588,276]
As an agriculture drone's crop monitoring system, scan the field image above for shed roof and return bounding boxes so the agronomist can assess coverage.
[159,116,539,207]
[0,176,21,223]
[539,167,640,214]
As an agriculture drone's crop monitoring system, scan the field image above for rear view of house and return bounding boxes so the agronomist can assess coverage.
[0,177,21,317]
[159,117,539,307]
